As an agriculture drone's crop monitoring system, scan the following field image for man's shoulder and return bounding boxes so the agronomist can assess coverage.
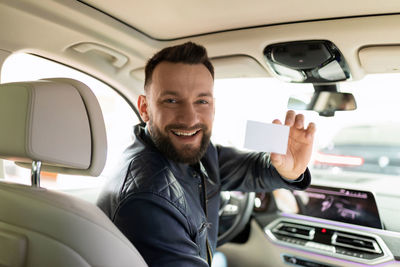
[120,151,186,210]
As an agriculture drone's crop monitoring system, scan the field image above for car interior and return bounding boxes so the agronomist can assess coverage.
[1,1,400,267]
[0,78,146,267]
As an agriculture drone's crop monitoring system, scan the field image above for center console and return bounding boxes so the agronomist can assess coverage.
[263,185,394,265]
[265,217,392,265]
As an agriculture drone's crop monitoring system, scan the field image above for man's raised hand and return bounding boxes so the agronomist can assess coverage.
[270,110,316,180]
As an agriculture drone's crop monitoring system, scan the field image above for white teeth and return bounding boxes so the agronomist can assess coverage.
[173,130,198,136]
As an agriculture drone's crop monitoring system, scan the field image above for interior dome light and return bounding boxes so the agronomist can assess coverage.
[272,63,306,82]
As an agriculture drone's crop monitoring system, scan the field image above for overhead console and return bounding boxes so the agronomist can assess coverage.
[263,40,351,83]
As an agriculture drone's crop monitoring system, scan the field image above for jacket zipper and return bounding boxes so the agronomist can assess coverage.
[200,167,213,266]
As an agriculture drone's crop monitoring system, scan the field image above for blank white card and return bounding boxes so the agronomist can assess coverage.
[244,120,289,155]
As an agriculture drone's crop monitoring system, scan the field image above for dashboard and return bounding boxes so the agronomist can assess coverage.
[293,185,383,229]
[253,185,400,266]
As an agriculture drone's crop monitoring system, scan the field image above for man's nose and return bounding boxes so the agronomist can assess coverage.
[176,103,199,126]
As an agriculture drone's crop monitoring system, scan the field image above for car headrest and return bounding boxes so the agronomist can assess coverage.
[0,78,107,176]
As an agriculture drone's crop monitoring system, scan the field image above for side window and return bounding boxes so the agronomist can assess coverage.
[0,53,139,191]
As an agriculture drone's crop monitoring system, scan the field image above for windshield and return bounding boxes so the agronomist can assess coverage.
[212,74,400,231]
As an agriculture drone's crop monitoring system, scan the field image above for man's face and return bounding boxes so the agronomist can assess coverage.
[138,62,215,164]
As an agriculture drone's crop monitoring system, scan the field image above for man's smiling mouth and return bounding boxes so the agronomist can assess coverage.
[172,129,200,137]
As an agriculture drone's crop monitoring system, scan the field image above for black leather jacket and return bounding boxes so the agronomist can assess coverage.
[97,124,311,266]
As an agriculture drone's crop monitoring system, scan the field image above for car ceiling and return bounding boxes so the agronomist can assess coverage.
[80,0,400,40]
[2,0,400,103]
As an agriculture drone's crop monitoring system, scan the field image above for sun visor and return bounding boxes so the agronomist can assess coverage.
[359,46,400,73]
[211,56,269,79]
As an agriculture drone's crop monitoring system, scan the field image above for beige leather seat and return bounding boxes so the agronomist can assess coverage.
[0,78,147,267]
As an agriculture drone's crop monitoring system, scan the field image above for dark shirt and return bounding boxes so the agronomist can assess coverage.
[97,124,311,266]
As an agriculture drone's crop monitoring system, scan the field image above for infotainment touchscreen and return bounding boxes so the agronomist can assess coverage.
[293,185,383,229]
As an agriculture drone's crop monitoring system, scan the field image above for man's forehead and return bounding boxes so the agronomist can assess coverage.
[150,62,214,95]
[159,90,213,97]
[153,61,212,77]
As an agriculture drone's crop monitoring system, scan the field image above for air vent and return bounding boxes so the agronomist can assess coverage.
[273,223,315,240]
[332,232,382,254]
[265,218,392,265]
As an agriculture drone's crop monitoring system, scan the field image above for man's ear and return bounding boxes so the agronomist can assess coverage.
[138,95,150,122]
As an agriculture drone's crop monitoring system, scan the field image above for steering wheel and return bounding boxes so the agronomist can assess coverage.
[217,191,255,246]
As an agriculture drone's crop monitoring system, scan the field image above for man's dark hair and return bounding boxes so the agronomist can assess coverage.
[144,42,214,89]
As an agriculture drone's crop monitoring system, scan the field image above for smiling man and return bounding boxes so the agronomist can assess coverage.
[97,42,315,267]
[142,60,214,165]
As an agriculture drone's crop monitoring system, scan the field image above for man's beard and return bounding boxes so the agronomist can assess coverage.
[148,121,211,165]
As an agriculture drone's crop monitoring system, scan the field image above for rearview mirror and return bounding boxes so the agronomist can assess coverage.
[288,92,356,117]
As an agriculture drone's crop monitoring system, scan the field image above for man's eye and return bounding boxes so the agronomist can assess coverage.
[197,100,209,104]
[164,99,177,104]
